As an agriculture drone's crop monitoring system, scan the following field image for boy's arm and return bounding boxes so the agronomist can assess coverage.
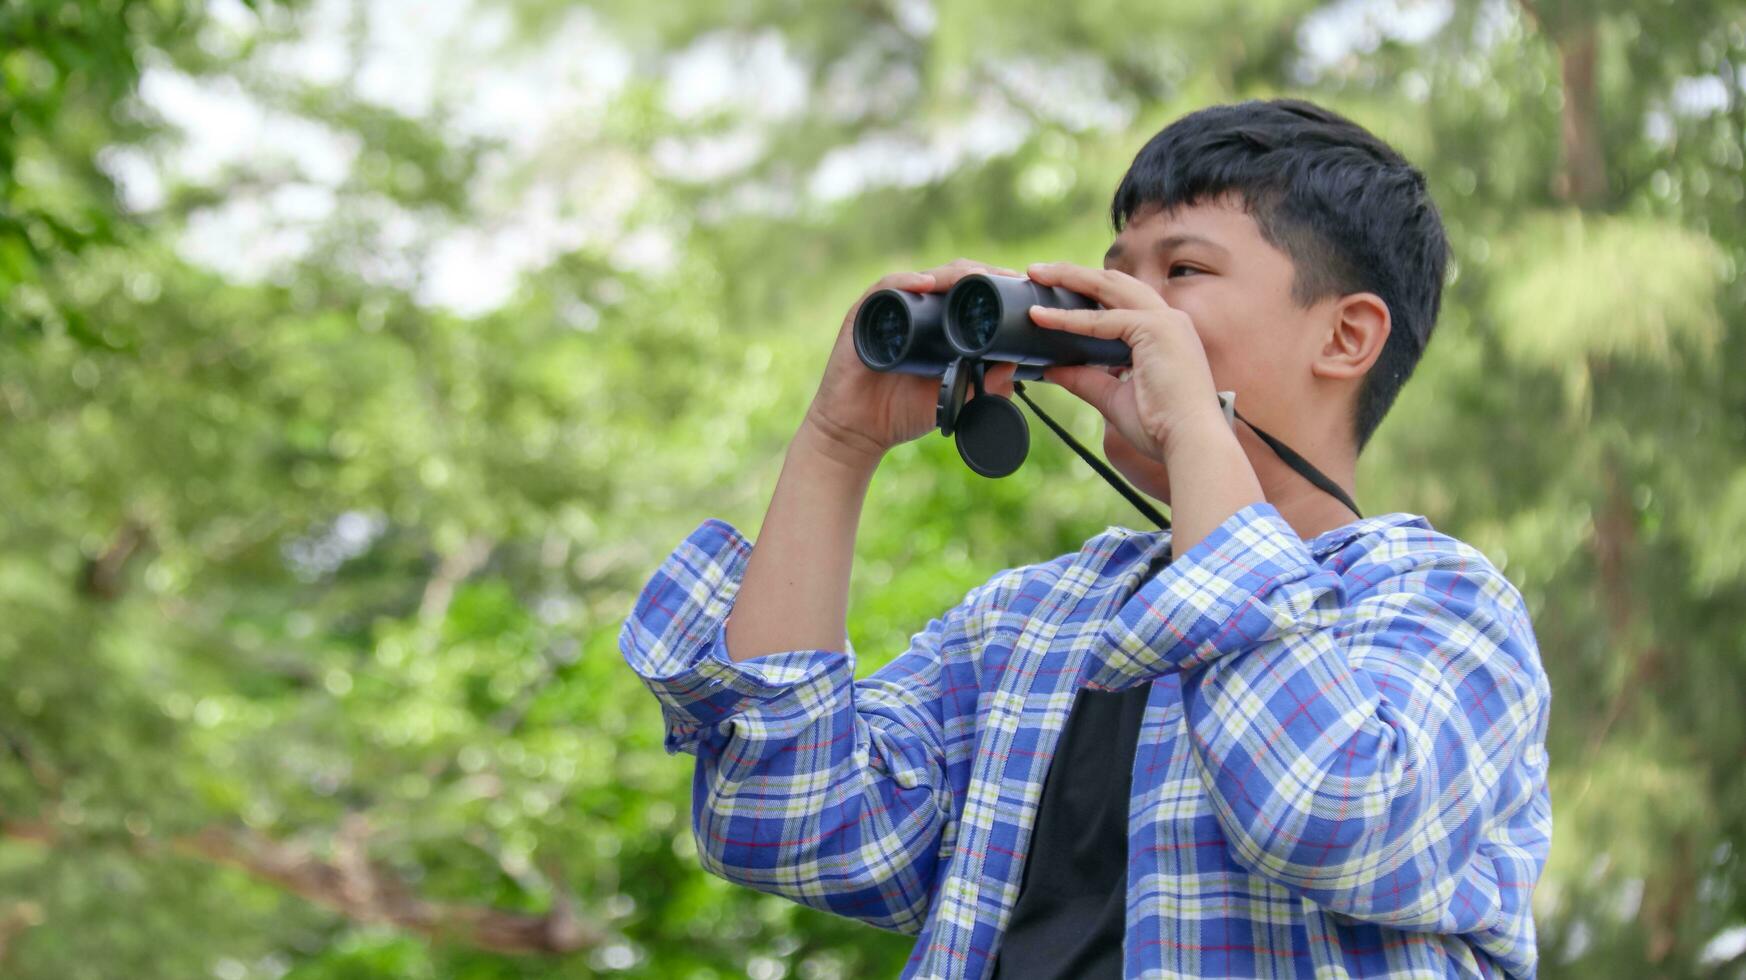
[1096,503,1552,935]
[619,258,1030,930]
[619,413,1009,933]
[619,510,997,933]
[720,417,878,662]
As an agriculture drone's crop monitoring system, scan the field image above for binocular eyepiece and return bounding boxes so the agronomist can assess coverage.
[853,273,1130,374]
[853,273,1133,478]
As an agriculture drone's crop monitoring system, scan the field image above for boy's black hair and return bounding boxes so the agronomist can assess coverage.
[1110,98,1448,453]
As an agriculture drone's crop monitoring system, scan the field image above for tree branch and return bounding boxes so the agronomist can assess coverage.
[0,730,61,796]
[78,520,151,601]
[419,535,495,625]
[1514,0,1543,32]
[0,902,45,969]
[1514,0,1607,204]
[1584,435,1661,757]
[1553,18,1607,204]
[2,819,602,956]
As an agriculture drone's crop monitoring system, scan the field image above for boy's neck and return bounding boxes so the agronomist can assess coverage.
[1235,422,1361,544]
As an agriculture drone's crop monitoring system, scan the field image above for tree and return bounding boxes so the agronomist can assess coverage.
[3,0,1744,976]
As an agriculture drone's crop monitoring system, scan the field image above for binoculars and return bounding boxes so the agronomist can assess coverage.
[853,273,1131,477]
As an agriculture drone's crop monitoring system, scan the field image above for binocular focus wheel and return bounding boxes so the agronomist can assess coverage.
[954,394,1030,478]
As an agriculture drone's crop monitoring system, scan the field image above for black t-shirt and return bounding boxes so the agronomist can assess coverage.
[991,547,1171,979]
[989,681,1152,978]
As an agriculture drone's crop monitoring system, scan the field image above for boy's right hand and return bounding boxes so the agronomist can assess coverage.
[802,259,1021,469]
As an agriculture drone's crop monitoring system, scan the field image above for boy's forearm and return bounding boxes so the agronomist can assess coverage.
[1162,414,1266,559]
[723,417,880,662]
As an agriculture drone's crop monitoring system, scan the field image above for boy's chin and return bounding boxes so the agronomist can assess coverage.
[1103,428,1172,508]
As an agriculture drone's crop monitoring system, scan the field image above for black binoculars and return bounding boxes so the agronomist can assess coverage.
[853,273,1131,477]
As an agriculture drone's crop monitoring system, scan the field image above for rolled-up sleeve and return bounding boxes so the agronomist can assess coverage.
[619,519,851,755]
[618,518,973,933]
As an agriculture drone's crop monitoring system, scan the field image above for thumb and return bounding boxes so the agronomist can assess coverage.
[1043,365,1121,418]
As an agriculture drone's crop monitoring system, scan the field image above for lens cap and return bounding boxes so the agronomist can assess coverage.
[935,358,971,436]
[953,394,1029,478]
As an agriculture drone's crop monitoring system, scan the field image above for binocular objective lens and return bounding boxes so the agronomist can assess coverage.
[861,295,908,367]
[950,280,1000,353]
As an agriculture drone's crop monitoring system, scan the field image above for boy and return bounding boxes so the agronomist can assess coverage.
[620,99,1552,979]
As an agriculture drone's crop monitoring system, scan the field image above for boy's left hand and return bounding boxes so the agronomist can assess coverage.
[1026,261,1230,463]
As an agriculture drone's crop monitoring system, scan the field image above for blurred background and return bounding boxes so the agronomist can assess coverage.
[3,0,1745,976]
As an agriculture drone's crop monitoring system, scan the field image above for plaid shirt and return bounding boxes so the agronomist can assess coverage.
[619,502,1552,979]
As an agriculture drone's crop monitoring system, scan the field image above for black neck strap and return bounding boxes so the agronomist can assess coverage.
[1009,381,1361,531]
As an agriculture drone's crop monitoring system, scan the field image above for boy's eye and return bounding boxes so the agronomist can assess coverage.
[1166,263,1203,279]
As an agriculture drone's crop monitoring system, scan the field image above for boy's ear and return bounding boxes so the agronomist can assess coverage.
[1310,292,1391,382]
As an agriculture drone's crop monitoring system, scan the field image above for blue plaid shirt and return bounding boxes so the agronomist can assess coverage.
[619,502,1552,978]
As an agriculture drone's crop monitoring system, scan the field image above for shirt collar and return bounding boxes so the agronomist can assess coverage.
[1303,511,1430,559]
[1124,509,1431,566]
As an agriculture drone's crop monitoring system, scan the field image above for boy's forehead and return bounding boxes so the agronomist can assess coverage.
[1104,199,1258,265]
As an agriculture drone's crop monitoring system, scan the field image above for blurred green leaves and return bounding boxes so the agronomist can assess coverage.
[3,0,1746,977]
[1492,211,1723,370]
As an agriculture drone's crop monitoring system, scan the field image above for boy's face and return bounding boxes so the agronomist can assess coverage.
[1097,195,1334,504]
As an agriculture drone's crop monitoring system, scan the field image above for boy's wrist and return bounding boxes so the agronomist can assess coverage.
[795,412,886,478]
[1161,407,1240,465]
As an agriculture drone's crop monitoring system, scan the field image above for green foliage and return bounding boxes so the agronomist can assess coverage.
[0,0,211,334]
[1492,211,1723,368]
[3,0,1746,977]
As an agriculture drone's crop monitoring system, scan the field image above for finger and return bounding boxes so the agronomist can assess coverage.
[1026,262,1159,310]
[935,265,1019,288]
[1028,304,1135,341]
[867,271,936,297]
[982,361,1019,397]
[1043,365,1122,418]
[879,271,934,287]
[932,267,986,290]
[944,257,1020,275]
[932,258,986,279]
[931,263,1021,292]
